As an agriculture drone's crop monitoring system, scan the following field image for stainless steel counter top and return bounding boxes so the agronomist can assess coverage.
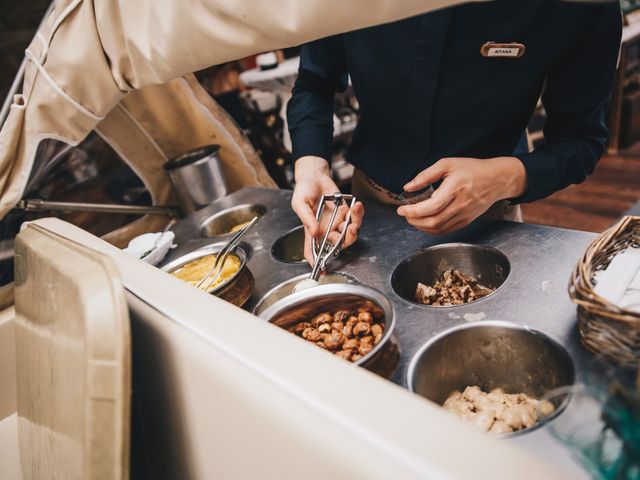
[162,187,595,478]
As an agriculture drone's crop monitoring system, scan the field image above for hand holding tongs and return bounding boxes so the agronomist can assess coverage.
[294,193,356,292]
[196,216,258,292]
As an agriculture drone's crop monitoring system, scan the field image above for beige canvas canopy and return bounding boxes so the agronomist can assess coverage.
[96,74,279,247]
[0,0,480,220]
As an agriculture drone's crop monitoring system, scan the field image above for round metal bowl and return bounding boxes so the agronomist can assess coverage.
[271,225,305,264]
[408,321,575,436]
[260,284,400,378]
[253,272,359,316]
[199,204,267,238]
[391,243,510,307]
[161,243,248,297]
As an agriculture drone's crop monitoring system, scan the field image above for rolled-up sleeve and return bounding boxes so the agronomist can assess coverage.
[515,4,622,203]
[287,35,349,163]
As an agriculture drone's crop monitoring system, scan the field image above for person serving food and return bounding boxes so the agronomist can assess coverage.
[287,0,622,264]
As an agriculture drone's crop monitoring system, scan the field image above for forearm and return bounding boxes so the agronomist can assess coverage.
[295,156,331,182]
[487,157,527,201]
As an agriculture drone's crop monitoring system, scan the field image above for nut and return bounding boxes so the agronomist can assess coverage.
[331,321,344,331]
[360,335,373,345]
[346,316,359,328]
[311,312,333,326]
[371,324,383,337]
[322,332,344,350]
[302,327,321,342]
[287,305,385,363]
[342,324,353,337]
[358,342,373,356]
[343,338,359,350]
[293,322,310,335]
[318,323,331,333]
[357,311,373,323]
[353,322,371,337]
[335,349,353,360]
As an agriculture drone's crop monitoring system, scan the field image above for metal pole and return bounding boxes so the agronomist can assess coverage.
[15,199,180,217]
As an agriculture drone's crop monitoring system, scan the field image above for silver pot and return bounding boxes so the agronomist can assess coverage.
[407,321,575,436]
[253,272,359,316]
[165,145,228,215]
[161,243,248,296]
[259,284,399,378]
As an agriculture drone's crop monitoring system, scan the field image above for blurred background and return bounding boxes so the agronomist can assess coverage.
[1,0,640,285]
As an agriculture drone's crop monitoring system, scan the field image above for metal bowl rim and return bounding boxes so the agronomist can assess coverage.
[252,271,360,315]
[164,144,220,170]
[406,320,576,438]
[161,242,247,294]
[390,242,511,309]
[259,283,396,367]
[270,225,306,264]
[199,203,268,238]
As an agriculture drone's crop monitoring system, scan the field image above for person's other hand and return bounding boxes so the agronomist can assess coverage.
[397,157,527,235]
[291,156,364,265]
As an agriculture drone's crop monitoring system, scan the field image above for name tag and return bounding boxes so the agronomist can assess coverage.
[481,42,525,59]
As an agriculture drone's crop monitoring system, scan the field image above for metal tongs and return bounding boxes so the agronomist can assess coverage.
[196,216,258,292]
[294,193,356,292]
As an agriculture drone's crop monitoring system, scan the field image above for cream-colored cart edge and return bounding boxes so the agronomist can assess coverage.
[0,305,19,479]
[3,224,131,480]
[5,218,575,479]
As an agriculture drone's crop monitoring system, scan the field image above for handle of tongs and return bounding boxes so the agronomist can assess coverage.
[310,193,356,280]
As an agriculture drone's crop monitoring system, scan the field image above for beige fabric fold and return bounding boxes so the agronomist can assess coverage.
[0,0,483,219]
[115,75,276,192]
[96,74,277,248]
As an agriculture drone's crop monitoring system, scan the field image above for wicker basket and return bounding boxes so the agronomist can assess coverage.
[569,216,640,367]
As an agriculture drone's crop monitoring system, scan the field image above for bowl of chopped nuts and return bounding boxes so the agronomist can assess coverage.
[391,243,510,307]
[407,321,575,437]
[259,284,399,378]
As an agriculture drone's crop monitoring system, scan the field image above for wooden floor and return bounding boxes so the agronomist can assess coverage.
[522,147,640,233]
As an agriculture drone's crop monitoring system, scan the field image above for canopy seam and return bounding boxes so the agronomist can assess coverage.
[24,49,104,122]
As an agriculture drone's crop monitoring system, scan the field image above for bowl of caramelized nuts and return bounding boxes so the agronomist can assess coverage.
[259,284,399,378]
